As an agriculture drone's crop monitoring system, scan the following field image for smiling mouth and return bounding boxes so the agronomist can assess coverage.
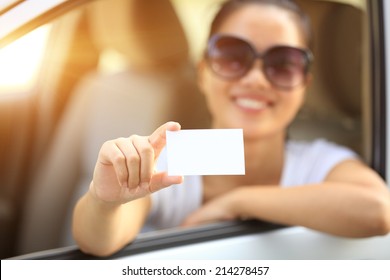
[235,97,268,111]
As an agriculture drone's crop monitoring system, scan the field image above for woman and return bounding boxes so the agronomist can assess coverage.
[72,0,390,256]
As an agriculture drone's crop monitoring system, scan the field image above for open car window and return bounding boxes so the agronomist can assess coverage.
[0,0,389,260]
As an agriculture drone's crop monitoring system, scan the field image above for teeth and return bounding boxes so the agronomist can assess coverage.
[236,98,266,110]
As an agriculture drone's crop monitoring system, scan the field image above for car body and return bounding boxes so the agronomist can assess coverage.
[0,0,389,259]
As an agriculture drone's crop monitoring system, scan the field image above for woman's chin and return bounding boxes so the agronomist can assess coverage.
[241,124,284,141]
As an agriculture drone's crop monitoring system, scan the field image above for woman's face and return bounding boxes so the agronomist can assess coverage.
[198,4,309,140]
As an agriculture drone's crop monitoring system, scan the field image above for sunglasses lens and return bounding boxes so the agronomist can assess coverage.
[264,47,309,89]
[207,36,254,79]
[206,35,311,89]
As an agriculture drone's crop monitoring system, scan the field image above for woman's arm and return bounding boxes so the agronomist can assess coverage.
[183,160,390,237]
[72,187,150,257]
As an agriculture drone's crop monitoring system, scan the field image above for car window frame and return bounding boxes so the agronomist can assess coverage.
[367,0,388,180]
[0,0,94,48]
[8,221,284,260]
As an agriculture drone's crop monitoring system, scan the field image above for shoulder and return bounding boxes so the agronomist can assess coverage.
[286,138,357,157]
[282,139,359,186]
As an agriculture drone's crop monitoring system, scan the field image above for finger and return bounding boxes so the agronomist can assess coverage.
[115,137,140,188]
[148,171,183,193]
[181,208,209,227]
[132,135,154,186]
[99,140,129,188]
[181,212,199,227]
[148,121,181,158]
[181,207,217,227]
[181,202,235,227]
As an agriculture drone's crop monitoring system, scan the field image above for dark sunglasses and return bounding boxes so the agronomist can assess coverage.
[205,34,313,90]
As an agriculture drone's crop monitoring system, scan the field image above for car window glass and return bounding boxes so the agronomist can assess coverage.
[0,24,51,95]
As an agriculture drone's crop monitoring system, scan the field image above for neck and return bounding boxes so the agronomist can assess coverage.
[242,132,285,183]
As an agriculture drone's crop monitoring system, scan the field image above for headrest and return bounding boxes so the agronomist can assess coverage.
[296,0,363,118]
[86,0,190,71]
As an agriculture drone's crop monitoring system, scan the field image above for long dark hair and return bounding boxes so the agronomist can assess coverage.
[209,0,313,49]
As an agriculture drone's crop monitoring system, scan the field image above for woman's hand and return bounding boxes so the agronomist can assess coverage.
[181,190,240,227]
[90,121,183,204]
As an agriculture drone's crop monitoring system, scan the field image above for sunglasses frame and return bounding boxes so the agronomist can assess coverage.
[205,34,313,90]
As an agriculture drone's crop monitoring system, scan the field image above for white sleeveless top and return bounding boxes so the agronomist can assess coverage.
[144,139,358,232]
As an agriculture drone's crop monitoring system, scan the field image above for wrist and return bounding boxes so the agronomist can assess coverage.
[230,187,252,220]
[87,182,122,210]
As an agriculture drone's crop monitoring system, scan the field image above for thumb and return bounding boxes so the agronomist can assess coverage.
[148,171,183,193]
[148,121,181,159]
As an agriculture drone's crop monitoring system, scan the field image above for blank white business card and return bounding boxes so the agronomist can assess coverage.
[166,129,245,176]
